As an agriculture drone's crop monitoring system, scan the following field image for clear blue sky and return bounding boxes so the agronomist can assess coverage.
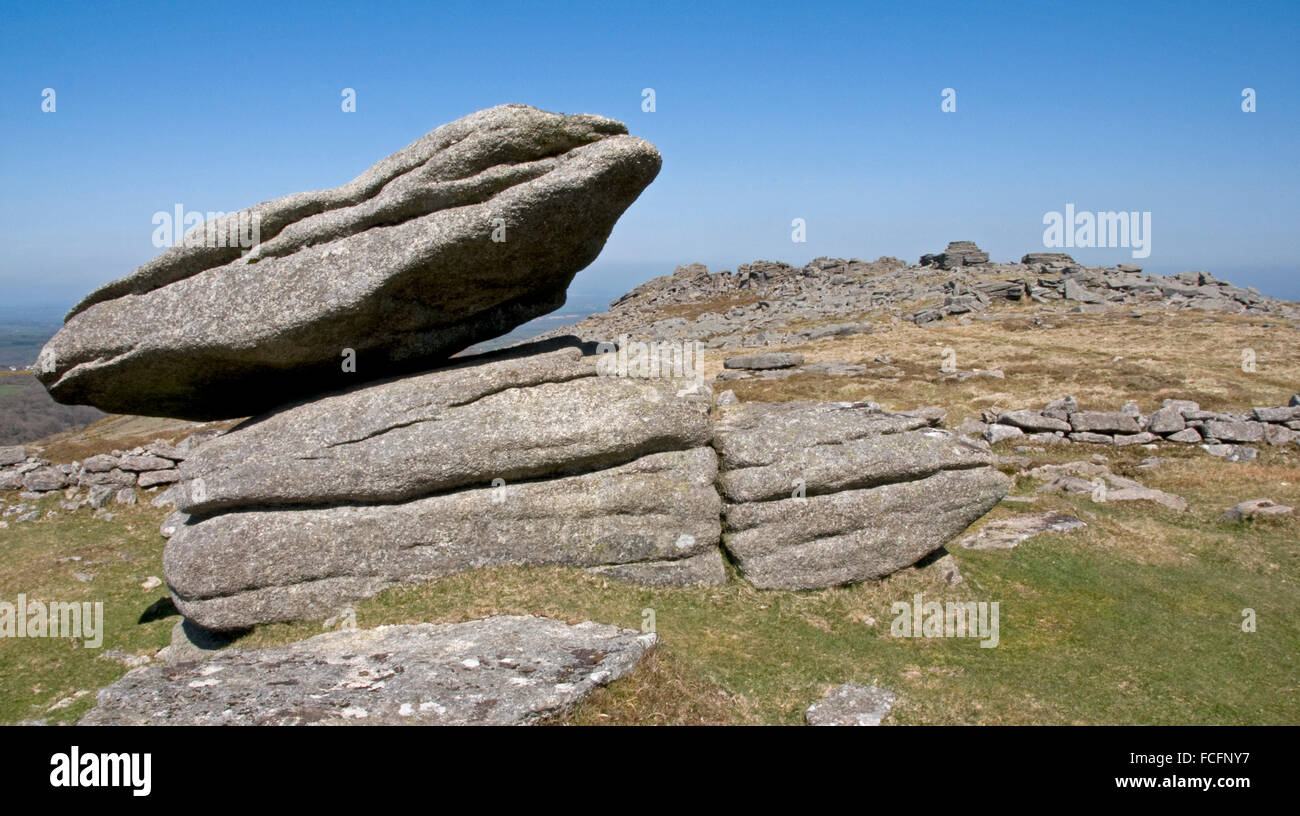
[2,0,1298,316]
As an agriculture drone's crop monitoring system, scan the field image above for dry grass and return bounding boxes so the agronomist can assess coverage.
[704,305,1300,423]
[31,415,239,462]
[650,291,766,322]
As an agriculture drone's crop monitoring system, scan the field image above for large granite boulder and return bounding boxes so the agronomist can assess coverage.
[713,402,1009,589]
[167,448,723,630]
[80,616,655,725]
[165,340,723,630]
[172,339,711,514]
[37,105,661,420]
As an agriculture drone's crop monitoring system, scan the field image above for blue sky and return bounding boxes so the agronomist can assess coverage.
[2,0,1298,316]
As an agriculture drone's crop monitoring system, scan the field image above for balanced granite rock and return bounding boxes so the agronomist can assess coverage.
[713,401,1009,589]
[37,105,662,419]
[80,616,655,725]
[165,340,722,630]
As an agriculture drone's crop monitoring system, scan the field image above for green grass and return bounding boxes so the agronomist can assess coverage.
[2,441,1297,725]
[0,495,175,724]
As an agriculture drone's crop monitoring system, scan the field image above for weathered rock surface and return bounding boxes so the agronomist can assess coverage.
[175,340,710,515]
[80,616,654,725]
[959,511,1086,550]
[1030,461,1188,511]
[1070,411,1141,434]
[722,352,803,370]
[973,396,1300,453]
[168,447,721,630]
[161,619,232,665]
[711,401,1008,589]
[805,683,896,726]
[539,249,1297,354]
[713,401,991,503]
[1220,498,1293,522]
[922,241,989,269]
[724,467,1008,590]
[37,105,662,419]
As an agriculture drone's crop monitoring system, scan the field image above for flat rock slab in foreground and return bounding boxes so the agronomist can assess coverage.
[80,616,654,725]
[959,511,1086,550]
[38,104,661,419]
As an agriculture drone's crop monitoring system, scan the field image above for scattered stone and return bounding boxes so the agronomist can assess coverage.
[800,360,868,377]
[723,352,803,370]
[1070,411,1141,434]
[985,424,1026,444]
[97,650,152,669]
[1203,420,1265,443]
[958,511,1086,550]
[1167,427,1202,443]
[1220,499,1293,522]
[117,455,175,472]
[0,446,25,467]
[1069,431,1114,444]
[81,454,119,472]
[1146,406,1186,434]
[22,467,67,492]
[1252,406,1300,423]
[805,684,896,726]
[1022,253,1075,265]
[1113,431,1159,446]
[81,616,655,726]
[999,410,1071,433]
[898,405,947,425]
[1064,279,1104,303]
[137,469,182,488]
[1204,444,1258,462]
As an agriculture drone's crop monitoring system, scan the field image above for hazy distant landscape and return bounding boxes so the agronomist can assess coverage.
[0,319,61,370]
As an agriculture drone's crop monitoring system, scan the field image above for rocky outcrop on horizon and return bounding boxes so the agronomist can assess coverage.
[539,245,1298,350]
